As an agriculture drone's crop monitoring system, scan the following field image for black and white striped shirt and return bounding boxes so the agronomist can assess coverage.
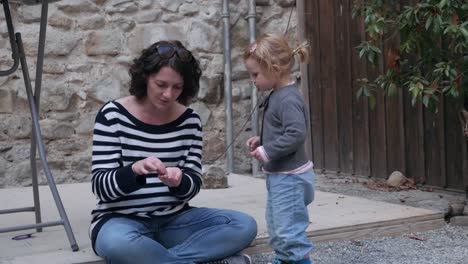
[89,101,203,241]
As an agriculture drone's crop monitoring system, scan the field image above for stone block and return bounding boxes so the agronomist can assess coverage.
[158,0,184,12]
[202,135,225,162]
[89,74,122,103]
[45,29,80,56]
[6,115,32,139]
[19,4,42,23]
[128,24,184,54]
[48,12,73,30]
[77,15,106,30]
[386,171,407,187]
[39,119,75,140]
[202,166,228,189]
[105,1,138,14]
[189,101,211,126]
[0,90,14,113]
[448,202,465,217]
[85,30,123,56]
[277,0,295,8]
[450,216,468,226]
[57,1,100,13]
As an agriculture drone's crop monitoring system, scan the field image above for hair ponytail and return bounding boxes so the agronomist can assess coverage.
[244,33,310,77]
[292,41,310,64]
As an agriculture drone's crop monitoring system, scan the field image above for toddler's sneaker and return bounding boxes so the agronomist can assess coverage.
[201,253,252,264]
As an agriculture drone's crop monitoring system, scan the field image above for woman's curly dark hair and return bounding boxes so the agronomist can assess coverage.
[128,40,202,106]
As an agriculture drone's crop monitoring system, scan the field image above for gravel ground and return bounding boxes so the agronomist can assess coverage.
[251,225,468,264]
[249,173,468,264]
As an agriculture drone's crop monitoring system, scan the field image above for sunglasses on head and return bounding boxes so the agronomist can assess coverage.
[156,43,193,62]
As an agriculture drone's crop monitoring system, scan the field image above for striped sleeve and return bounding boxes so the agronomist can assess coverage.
[169,115,203,200]
[91,107,144,202]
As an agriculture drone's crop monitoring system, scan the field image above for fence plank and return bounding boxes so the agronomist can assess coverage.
[335,0,354,174]
[423,99,446,188]
[368,93,388,179]
[401,0,425,185]
[444,96,465,190]
[349,0,370,177]
[463,135,468,193]
[383,29,406,175]
[403,94,426,184]
[367,57,388,179]
[305,0,324,170]
[319,0,339,172]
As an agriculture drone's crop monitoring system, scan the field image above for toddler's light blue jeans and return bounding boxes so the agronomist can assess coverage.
[266,170,315,262]
[94,207,257,264]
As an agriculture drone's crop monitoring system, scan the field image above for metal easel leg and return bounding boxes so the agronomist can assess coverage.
[0,0,78,252]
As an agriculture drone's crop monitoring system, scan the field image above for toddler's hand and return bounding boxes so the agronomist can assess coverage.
[246,136,260,151]
[250,146,268,163]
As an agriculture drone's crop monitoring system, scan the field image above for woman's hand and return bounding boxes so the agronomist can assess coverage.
[159,167,183,187]
[246,136,260,151]
[132,156,167,176]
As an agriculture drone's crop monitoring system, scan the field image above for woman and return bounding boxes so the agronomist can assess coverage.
[90,40,257,264]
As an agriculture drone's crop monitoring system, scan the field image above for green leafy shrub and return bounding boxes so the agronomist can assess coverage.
[352,0,467,112]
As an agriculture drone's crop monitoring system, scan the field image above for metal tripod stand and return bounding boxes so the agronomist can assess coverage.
[0,0,78,252]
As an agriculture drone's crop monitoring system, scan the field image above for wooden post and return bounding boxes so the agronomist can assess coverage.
[296,0,312,159]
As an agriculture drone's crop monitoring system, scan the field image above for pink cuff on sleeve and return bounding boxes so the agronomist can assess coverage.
[257,146,270,162]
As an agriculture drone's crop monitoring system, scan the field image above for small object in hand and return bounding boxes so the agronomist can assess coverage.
[12,233,34,240]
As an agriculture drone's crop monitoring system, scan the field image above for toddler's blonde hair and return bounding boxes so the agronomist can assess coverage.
[243,33,310,78]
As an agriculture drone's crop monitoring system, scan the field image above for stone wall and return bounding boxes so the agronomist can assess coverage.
[0,0,298,187]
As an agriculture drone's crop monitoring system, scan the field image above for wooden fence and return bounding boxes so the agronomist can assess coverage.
[303,0,468,191]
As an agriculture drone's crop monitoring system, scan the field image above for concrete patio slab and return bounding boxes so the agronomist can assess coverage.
[0,174,445,264]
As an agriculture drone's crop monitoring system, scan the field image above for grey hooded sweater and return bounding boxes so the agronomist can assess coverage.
[261,83,311,172]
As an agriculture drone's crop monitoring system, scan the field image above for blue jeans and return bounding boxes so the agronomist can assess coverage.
[266,170,315,262]
[94,207,257,264]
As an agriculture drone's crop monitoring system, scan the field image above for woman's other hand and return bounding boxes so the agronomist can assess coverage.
[159,167,182,187]
[132,156,167,176]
